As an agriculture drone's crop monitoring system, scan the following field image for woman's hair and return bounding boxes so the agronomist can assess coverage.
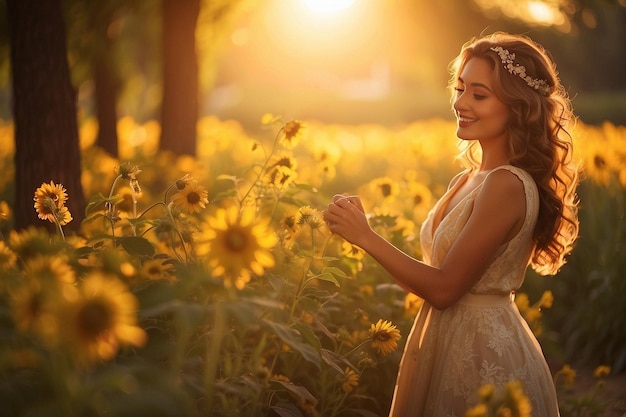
[449,32,580,275]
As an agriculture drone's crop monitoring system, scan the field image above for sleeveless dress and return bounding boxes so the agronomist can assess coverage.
[388,165,560,417]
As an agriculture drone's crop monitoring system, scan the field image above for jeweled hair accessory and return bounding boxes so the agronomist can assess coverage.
[490,46,551,96]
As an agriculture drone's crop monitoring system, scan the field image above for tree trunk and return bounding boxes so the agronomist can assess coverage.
[160,0,200,157]
[93,40,119,157]
[7,0,86,232]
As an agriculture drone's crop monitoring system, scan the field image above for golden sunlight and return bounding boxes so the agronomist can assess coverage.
[474,0,569,28]
[527,1,560,25]
[300,0,357,14]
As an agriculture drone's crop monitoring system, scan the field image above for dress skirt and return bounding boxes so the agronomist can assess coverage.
[388,292,560,417]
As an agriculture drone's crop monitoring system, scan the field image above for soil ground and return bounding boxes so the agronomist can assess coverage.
[562,366,626,417]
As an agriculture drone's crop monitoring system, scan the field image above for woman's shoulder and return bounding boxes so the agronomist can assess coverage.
[482,167,526,198]
[484,165,539,204]
[487,165,535,187]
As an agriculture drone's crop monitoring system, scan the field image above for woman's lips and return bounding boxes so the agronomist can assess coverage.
[457,116,477,128]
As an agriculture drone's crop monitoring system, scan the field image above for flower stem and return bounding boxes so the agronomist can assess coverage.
[239,127,284,207]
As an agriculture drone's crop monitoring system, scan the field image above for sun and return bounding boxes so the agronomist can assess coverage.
[301,0,357,14]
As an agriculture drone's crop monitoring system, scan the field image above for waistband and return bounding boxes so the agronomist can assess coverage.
[457,292,515,307]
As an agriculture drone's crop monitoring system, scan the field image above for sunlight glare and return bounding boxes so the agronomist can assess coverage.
[474,0,568,27]
[527,1,558,24]
[301,0,357,14]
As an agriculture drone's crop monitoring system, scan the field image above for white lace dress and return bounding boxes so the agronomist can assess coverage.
[388,165,560,417]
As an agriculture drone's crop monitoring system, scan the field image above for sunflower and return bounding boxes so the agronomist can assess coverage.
[23,255,75,284]
[117,162,141,181]
[265,153,298,189]
[465,403,488,417]
[502,380,532,417]
[55,205,73,226]
[171,181,209,214]
[311,140,340,180]
[175,174,194,190]
[341,241,363,260]
[0,241,17,270]
[199,207,277,289]
[34,181,68,208]
[341,367,359,393]
[538,290,553,309]
[62,272,147,365]
[295,206,324,230]
[10,276,72,345]
[478,384,496,402]
[368,176,400,201]
[407,181,433,222]
[554,364,576,388]
[341,241,364,275]
[593,365,611,379]
[404,292,423,317]
[281,120,304,148]
[369,319,401,356]
[0,200,11,222]
[11,280,47,334]
[33,181,72,225]
[9,226,66,259]
[139,258,175,282]
[581,138,618,186]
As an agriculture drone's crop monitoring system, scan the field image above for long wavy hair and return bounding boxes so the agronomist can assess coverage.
[449,32,580,275]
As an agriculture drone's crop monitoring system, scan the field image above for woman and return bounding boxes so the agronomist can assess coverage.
[323,32,579,416]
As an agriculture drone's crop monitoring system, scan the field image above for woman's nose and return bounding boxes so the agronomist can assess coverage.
[453,94,466,113]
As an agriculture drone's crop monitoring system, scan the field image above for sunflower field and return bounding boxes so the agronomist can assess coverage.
[0,115,624,417]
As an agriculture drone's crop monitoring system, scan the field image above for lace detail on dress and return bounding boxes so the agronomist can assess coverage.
[388,166,560,417]
[424,165,539,294]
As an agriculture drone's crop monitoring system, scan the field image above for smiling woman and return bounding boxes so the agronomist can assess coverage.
[301,0,356,14]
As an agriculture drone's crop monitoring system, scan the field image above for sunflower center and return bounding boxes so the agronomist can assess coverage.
[380,184,392,197]
[225,228,248,251]
[276,157,292,168]
[187,192,201,205]
[42,197,57,213]
[373,332,392,342]
[148,265,162,276]
[77,299,114,339]
[413,194,423,205]
[593,155,606,169]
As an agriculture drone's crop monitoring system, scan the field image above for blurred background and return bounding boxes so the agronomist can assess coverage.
[1,0,625,132]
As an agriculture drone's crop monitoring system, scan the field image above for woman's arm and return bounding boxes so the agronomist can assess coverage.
[324,170,526,309]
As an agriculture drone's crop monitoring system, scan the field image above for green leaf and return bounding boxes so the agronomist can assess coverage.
[85,192,123,215]
[82,212,107,224]
[263,320,320,369]
[270,380,317,404]
[293,182,318,192]
[270,402,305,417]
[321,266,347,278]
[320,348,348,375]
[312,271,340,287]
[293,322,322,351]
[85,192,107,215]
[118,236,156,257]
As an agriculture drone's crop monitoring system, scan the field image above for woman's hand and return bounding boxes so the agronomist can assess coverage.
[324,194,372,247]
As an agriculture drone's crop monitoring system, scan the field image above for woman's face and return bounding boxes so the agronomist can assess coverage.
[453,57,509,144]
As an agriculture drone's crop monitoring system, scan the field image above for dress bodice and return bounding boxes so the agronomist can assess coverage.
[390,166,559,417]
[419,165,539,294]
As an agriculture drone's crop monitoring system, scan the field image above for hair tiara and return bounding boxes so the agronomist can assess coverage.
[490,46,551,96]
